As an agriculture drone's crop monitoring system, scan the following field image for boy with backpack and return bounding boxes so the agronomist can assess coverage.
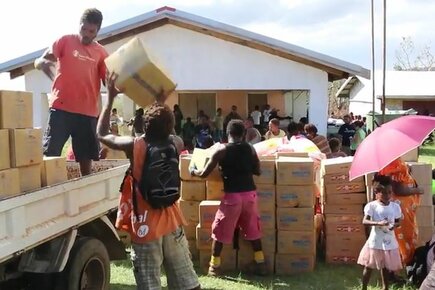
[191,119,268,276]
[97,73,200,290]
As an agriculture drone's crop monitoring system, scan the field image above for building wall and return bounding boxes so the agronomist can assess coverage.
[24,24,329,133]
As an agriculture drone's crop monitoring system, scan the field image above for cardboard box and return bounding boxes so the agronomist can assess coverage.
[275,254,315,274]
[321,156,353,175]
[417,226,434,246]
[325,251,359,264]
[276,185,315,208]
[104,37,176,108]
[199,200,220,228]
[40,156,67,187]
[326,233,366,251]
[0,168,20,197]
[179,200,200,224]
[276,207,314,231]
[401,148,419,162]
[189,148,221,181]
[323,182,366,195]
[407,162,433,186]
[0,130,10,170]
[180,181,206,201]
[323,173,364,185]
[420,184,433,206]
[322,204,364,215]
[18,164,41,192]
[187,239,199,261]
[277,230,316,254]
[276,157,314,185]
[256,184,276,210]
[416,205,435,227]
[322,193,367,205]
[253,159,275,184]
[9,128,43,167]
[276,152,309,158]
[0,90,33,129]
[258,207,276,230]
[325,224,366,236]
[206,181,224,200]
[196,224,212,250]
[184,223,197,240]
[199,246,236,273]
[324,214,363,225]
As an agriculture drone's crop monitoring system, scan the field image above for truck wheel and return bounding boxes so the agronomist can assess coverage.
[57,237,110,290]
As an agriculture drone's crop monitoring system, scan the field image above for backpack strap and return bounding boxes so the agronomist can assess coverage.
[133,137,147,182]
[132,137,147,217]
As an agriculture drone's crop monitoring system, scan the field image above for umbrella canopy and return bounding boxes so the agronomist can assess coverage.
[349,115,435,180]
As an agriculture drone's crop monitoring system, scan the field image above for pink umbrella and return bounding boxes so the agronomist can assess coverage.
[349,115,435,180]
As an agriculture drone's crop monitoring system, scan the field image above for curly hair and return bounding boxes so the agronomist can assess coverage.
[143,102,175,143]
[227,119,245,139]
[80,8,103,29]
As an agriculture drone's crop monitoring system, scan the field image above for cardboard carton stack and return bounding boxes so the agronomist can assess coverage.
[407,162,434,245]
[275,156,316,274]
[321,157,366,264]
[0,90,68,199]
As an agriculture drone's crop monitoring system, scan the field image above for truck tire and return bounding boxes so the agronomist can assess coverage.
[56,237,110,290]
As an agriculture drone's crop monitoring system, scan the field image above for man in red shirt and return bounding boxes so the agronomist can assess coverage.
[35,8,108,176]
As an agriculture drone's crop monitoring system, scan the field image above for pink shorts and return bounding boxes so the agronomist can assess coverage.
[211,191,262,244]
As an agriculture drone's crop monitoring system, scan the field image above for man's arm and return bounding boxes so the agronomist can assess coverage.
[34,48,56,81]
[97,72,134,157]
[192,148,225,178]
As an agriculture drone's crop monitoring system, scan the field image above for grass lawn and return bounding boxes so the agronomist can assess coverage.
[108,143,435,290]
[109,257,417,290]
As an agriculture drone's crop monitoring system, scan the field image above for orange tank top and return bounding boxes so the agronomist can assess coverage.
[115,138,186,243]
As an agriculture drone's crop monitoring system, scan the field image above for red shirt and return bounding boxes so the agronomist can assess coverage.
[50,35,108,117]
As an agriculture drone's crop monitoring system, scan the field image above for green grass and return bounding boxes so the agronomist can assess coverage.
[109,259,417,290]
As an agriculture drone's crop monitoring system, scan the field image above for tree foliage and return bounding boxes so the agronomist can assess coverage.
[394,36,435,71]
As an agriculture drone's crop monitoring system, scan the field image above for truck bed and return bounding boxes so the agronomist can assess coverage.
[0,160,129,264]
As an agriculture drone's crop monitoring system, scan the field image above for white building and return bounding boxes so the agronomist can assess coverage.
[337,71,435,116]
[0,6,369,135]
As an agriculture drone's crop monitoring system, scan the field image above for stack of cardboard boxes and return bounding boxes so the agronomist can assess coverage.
[321,157,366,264]
[274,156,316,275]
[407,162,434,245]
[179,152,318,274]
[0,90,67,199]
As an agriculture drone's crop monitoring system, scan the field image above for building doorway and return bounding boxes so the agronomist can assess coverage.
[179,93,216,122]
[248,93,267,114]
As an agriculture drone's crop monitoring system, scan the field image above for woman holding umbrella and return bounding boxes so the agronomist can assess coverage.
[379,159,422,270]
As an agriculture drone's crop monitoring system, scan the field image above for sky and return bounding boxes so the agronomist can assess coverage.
[0,0,434,89]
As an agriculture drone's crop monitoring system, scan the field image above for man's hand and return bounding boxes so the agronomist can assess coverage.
[106,71,120,102]
[35,58,55,81]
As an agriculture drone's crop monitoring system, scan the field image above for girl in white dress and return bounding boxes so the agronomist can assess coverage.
[358,174,402,290]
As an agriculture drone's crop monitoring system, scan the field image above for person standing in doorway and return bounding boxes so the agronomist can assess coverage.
[35,8,108,176]
[250,105,262,132]
[213,108,224,142]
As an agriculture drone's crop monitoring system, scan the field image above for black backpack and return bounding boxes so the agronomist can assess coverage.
[406,240,435,287]
[137,138,180,209]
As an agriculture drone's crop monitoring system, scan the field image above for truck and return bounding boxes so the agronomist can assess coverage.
[0,160,130,290]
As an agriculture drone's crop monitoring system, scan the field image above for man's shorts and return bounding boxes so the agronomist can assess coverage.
[212,191,262,244]
[130,227,200,290]
[43,109,100,162]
